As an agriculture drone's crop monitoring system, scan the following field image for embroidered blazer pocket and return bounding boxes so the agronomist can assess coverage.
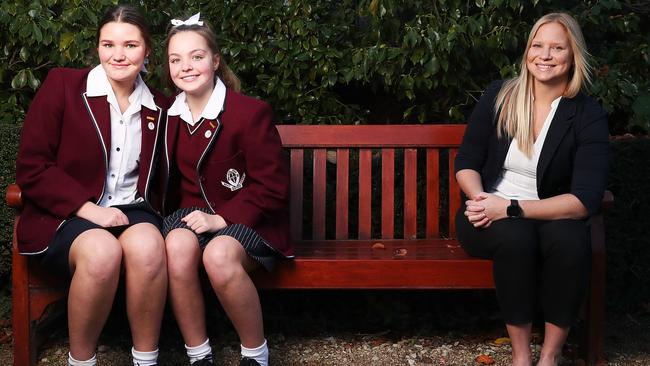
[206,151,246,201]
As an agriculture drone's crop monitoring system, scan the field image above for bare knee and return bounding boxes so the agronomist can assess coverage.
[121,223,166,279]
[166,229,201,280]
[202,238,245,289]
[71,230,122,283]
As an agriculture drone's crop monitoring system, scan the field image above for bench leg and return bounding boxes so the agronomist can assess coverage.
[12,222,36,366]
[582,214,606,366]
[12,216,66,366]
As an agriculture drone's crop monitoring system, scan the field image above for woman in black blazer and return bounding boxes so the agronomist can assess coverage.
[455,13,609,366]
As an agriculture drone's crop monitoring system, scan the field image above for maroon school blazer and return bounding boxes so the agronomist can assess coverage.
[162,90,293,257]
[15,67,167,254]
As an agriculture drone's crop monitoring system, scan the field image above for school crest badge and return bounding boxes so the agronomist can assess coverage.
[221,169,245,191]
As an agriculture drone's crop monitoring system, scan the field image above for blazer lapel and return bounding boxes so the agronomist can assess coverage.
[82,93,111,163]
[536,98,577,187]
[196,90,227,172]
[197,118,222,172]
[141,106,162,164]
[164,114,180,176]
[140,106,163,200]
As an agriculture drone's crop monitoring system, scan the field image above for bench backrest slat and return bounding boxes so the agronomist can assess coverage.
[448,148,460,237]
[335,148,350,239]
[358,149,372,239]
[278,124,465,242]
[404,148,418,239]
[426,149,440,237]
[312,149,327,240]
[381,149,395,239]
[289,149,304,241]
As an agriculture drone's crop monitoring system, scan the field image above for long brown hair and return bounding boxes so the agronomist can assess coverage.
[164,23,241,92]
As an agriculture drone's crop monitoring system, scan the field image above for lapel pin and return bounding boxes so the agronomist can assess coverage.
[146,116,156,121]
[204,130,212,138]
[210,122,216,129]
[148,122,155,130]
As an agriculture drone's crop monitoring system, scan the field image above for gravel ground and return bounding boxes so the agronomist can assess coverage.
[1,292,648,365]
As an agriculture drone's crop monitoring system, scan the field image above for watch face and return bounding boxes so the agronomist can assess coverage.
[507,203,521,218]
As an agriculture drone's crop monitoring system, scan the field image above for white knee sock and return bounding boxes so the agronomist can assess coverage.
[186,338,213,364]
[132,347,159,366]
[241,339,268,366]
[68,352,97,366]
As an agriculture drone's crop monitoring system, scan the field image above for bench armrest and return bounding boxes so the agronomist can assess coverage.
[6,183,22,208]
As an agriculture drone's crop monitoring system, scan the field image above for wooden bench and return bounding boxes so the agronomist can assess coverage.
[7,124,611,365]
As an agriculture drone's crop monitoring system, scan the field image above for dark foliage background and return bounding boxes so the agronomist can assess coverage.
[1,0,648,129]
[1,0,649,314]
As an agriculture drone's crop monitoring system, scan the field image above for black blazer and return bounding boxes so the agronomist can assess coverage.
[454,80,609,216]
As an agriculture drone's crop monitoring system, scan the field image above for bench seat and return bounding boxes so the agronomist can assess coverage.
[254,239,493,289]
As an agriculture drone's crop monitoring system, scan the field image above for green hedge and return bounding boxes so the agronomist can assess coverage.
[0,124,19,281]
[1,0,648,130]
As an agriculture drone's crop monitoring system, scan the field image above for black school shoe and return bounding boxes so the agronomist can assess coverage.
[239,357,261,366]
[192,358,214,365]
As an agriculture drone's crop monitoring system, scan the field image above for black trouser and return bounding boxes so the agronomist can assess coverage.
[455,207,591,327]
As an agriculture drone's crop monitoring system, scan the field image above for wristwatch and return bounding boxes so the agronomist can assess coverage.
[507,199,522,219]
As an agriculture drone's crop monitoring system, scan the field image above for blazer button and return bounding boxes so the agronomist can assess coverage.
[209,201,216,207]
[200,176,206,182]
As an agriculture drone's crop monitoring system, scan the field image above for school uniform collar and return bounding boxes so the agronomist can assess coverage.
[168,77,226,126]
[86,65,156,112]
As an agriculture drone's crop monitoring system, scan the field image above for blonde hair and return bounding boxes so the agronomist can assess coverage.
[495,12,592,157]
[165,22,241,92]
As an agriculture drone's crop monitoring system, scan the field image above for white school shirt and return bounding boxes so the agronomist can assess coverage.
[86,65,157,207]
[167,77,227,127]
[491,96,562,200]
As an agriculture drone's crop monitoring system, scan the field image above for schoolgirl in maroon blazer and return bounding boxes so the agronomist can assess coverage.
[160,13,290,366]
[15,5,168,366]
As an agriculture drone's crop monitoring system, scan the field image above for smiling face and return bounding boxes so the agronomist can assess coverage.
[97,21,147,88]
[168,30,220,99]
[526,22,574,89]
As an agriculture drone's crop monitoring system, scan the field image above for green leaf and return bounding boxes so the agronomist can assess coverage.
[425,57,439,75]
[27,70,40,89]
[59,33,74,50]
[33,23,43,43]
[411,49,425,65]
[11,70,27,89]
[275,51,285,63]
[327,73,337,86]
[403,105,415,119]
[19,47,29,62]
[353,51,364,65]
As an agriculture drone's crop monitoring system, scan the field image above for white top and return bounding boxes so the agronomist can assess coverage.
[492,96,562,200]
[86,65,157,207]
[168,77,227,127]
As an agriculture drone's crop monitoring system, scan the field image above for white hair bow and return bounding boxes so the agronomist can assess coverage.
[171,12,204,27]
